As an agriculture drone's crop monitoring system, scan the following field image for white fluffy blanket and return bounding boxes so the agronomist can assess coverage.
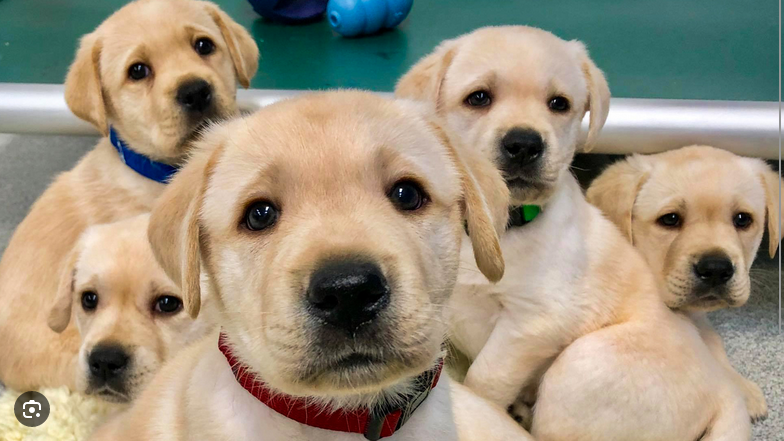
[0,387,119,441]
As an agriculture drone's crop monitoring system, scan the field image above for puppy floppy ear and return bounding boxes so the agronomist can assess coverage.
[427,121,506,282]
[65,32,107,135]
[48,243,83,333]
[571,41,610,152]
[149,136,223,319]
[460,154,506,282]
[395,40,458,111]
[202,2,259,89]
[587,155,650,242]
[756,162,783,258]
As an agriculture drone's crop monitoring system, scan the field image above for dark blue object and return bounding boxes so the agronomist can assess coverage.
[248,0,328,24]
[110,127,179,183]
[327,0,413,37]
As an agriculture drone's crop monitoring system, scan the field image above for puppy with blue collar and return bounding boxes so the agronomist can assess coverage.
[0,0,258,394]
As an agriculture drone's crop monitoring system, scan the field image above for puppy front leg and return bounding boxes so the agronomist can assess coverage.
[463,321,556,410]
[699,388,752,441]
[690,312,767,422]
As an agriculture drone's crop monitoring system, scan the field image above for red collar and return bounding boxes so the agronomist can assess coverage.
[218,333,443,440]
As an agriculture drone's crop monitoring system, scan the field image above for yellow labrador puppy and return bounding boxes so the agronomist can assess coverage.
[46,214,210,403]
[89,91,533,441]
[0,0,257,392]
[587,145,782,422]
[397,27,750,440]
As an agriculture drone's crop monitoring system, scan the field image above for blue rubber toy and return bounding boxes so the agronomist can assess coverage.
[247,0,328,24]
[327,0,413,37]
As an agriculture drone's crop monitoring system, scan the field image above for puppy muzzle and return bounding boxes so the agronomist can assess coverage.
[85,343,133,402]
[679,252,745,309]
[499,127,547,187]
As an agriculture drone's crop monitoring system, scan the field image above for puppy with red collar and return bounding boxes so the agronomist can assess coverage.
[89,91,533,441]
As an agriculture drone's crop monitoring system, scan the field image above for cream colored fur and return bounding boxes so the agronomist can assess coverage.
[397,26,750,440]
[47,215,211,402]
[588,145,782,422]
[0,0,257,392]
[90,91,532,441]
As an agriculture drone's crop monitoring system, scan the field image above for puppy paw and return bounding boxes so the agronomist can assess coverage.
[507,400,533,431]
[739,378,767,423]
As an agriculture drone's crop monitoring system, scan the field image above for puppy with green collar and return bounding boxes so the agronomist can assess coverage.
[397,26,750,441]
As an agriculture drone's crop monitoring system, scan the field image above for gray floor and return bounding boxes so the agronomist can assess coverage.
[0,134,781,439]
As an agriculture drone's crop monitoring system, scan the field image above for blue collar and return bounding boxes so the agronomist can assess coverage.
[109,127,179,183]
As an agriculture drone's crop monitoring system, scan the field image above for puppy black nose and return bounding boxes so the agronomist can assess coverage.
[176,79,213,113]
[88,345,130,381]
[694,254,735,287]
[501,128,544,166]
[307,261,390,333]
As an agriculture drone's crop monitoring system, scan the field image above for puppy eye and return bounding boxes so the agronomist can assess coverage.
[194,38,215,56]
[548,96,570,113]
[657,212,681,228]
[733,212,753,229]
[388,180,428,211]
[465,90,492,108]
[243,201,280,231]
[128,63,151,81]
[81,291,99,311]
[153,295,182,314]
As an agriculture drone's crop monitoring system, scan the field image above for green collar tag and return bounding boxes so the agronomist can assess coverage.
[507,205,541,229]
[465,204,541,235]
[521,205,540,222]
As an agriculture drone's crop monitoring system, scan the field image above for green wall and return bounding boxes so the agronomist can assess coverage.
[0,0,776,101]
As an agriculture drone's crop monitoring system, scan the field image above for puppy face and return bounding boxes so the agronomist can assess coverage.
[48,215,206,402]
[65,0,259,161]
[396,26,610,205]
[588,146,783,311]
[148,91,503,406]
